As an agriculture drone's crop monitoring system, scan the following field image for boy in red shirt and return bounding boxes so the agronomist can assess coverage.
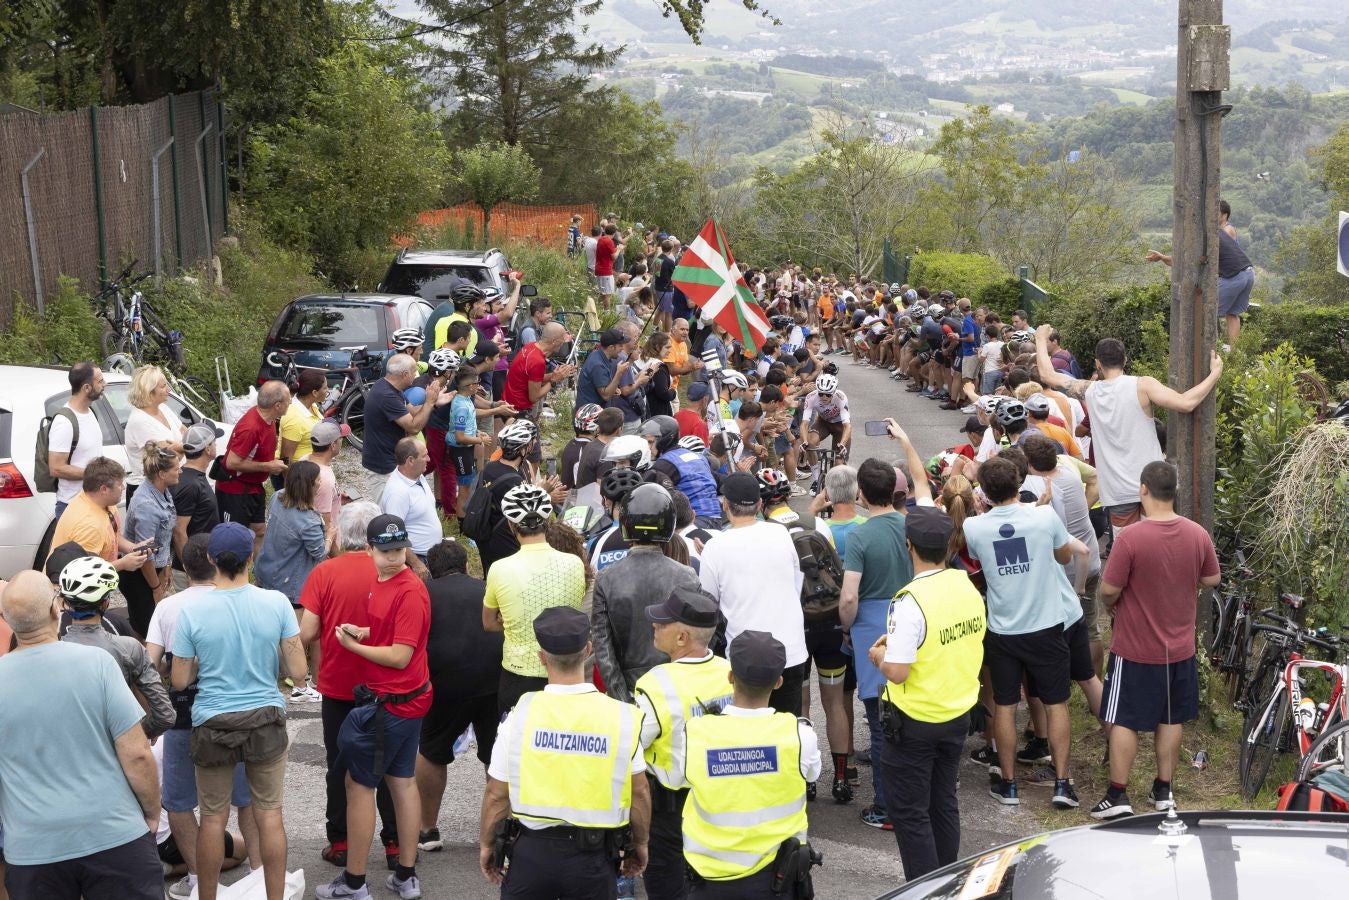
[320,514,432,900]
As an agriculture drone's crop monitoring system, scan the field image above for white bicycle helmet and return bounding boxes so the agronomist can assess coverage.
[678,435,707,454]
[720,370,749,391]
[993,399,1027,428]
[602,434,652,471]
[391,328,425,352]
[427,347,461,373]
[59,556,119,605]
[815,373,839,395]
[496,420,539,458]
[501,483,552,528]
[926,304,945,318]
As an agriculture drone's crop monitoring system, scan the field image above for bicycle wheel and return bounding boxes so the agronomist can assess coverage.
[1240,689,1290,799]
[101,329,129,361]
[102,352,136,376]
[339,383,371,451]
[1294,717,1349,782]
[1207,594,1230,663]
[139,303,185,370]
[1239,640,1284,718]
[177,376,220,420]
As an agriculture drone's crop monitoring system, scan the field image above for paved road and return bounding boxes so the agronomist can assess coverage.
[257,358,1037,899]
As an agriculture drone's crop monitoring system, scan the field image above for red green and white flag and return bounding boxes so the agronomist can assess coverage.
[672,217,770,351]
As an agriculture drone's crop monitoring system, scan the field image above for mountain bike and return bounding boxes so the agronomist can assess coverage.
[264,347,377,450]
[1238,614,1345,799]
[1207,551,1265,703]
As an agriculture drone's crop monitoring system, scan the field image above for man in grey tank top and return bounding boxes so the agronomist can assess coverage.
[1032,326,1223,530]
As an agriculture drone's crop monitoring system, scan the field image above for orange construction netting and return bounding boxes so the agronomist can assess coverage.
[400,202,598,248]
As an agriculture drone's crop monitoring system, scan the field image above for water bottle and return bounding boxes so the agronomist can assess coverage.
[1296,698,1317,733]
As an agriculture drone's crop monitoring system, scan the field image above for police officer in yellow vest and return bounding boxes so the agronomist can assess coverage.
[681,631,822,899]
[634,585,732,900]
[867,505,986,881]
[479,606,652,898]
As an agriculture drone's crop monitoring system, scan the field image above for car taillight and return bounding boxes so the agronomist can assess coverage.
[0,461,33,499]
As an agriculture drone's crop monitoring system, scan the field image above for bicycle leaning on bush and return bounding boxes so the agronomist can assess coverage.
[264,347,377,451]
[91,261,219,417]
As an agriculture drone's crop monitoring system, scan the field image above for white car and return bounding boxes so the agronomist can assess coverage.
[0,365,232,579]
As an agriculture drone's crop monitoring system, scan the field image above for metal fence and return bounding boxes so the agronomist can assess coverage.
[0,89,227,325]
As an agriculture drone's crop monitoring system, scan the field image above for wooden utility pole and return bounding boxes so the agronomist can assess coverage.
[1170,0,1229,531]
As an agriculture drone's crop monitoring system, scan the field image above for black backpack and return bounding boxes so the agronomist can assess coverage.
[777,515,845,625]
[461,468,523,543]
[33,408,80,493]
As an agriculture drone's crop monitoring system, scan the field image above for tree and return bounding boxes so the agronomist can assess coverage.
[454,142,541,242]
[919,106,1021,253]
[420,0,619,149]
[747,125,927,275]
[247,34,449,285]
[1275,123,1349,305]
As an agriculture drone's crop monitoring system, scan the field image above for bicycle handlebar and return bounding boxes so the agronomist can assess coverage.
[1251,617,1343,655]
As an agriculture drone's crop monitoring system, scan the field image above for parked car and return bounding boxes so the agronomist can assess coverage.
[255,292,433,386]
[378,247,515,303]
[876,810,1349,899]
[0,365,232,579]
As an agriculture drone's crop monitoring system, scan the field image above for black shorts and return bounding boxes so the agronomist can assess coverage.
[159,831,235,867]
[1064,618,1095,682]
[447,445,477,479]
[419,692,500,766]
[985,626,1070,706]
[1102,653,1199,732]
[804,626,854,688]
[6,833,164,900]
[216,489,266,526]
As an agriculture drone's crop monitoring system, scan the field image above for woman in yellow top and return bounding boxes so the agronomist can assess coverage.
[278,369,327,461]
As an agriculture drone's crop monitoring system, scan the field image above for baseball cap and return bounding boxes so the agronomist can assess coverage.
[686,381,710,402]
[310,419,350,448]
[366,514,411,550]
[208,522,254,561]
[962,416,985,436]
[729,630,786,687]
[906,506,955,551]
[1024,393,1052,416]
[646,584,719,628]
[534,606,590,655]
[183,420,224,454]
[599,328,627,348]
[45,540,91,584]
[719,472,760,505]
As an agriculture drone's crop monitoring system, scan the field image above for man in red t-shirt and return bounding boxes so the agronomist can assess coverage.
[216,380,289,553]
[326,513,432,898]
[594,225,618,307]
[501,322,575,417]
[1090,460,1220,820]
[675,382,712,444]
[298,501,399,868]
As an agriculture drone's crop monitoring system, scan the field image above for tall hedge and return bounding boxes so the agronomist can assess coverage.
[1035,282,1171,380]
[906,252,1008,301]
[1253,304,1348,383]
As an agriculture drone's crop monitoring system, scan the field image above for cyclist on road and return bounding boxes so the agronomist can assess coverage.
[803,373,851,489]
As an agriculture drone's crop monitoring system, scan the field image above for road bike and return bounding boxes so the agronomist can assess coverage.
[1206,550,1265,703]
[1238,613,1346,799]
[264,347,377,450]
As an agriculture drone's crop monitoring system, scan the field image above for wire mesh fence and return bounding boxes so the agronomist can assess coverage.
[0,89,226,326]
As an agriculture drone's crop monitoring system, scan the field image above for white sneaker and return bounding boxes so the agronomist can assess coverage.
[168,875,197,899]
[290,683,322,702]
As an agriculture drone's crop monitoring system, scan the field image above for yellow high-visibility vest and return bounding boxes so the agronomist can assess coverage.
[634,656,733,789]
[882,568,986,723]
[505,689,639,828]
[682,711,807,880]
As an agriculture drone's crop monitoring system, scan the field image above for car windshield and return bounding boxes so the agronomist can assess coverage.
[277,304,382,348]
[382,264,496,301]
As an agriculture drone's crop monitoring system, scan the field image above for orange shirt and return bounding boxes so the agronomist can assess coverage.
[817,293,835,321]
[50,490,119,563]
[1037,422,1083,460]
[664,338,690,389]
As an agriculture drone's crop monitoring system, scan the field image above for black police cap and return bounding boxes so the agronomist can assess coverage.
[646,583,719,628]
[533,606,590,655]
[729,630,786,687]
[906,505,955,551]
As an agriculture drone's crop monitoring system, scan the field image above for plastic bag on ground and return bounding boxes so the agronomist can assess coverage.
[222,387,257,425]
[191,866,306,899]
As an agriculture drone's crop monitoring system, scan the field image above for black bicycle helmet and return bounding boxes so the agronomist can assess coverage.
[756,468,792,504]
[451,284,487,309]
[770,315,794,331]
[821,361,839,376]
[638,415,681,455]
[601,467,645,504]
[619,483,676,544]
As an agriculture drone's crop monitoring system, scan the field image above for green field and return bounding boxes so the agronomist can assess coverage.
[1108,87,1154,106]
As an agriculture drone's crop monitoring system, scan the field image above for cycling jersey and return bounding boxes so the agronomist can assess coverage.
[803,389,850,427]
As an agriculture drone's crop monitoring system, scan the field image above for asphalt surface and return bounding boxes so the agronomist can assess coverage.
[249,356,1039,900]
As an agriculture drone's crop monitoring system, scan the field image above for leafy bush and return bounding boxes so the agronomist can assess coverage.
[1252,303,1349,383]
[906,252,1008,300]
[502,242,593,313]
[0,277,103,367]
[975,278,1023,319]
[1035,282,1170,380]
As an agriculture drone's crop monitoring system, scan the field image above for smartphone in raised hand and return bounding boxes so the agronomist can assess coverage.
[864,420,890,437]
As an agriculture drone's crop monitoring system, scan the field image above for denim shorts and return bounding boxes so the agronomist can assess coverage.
[162,728,251,812]
[338,703,423,787]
